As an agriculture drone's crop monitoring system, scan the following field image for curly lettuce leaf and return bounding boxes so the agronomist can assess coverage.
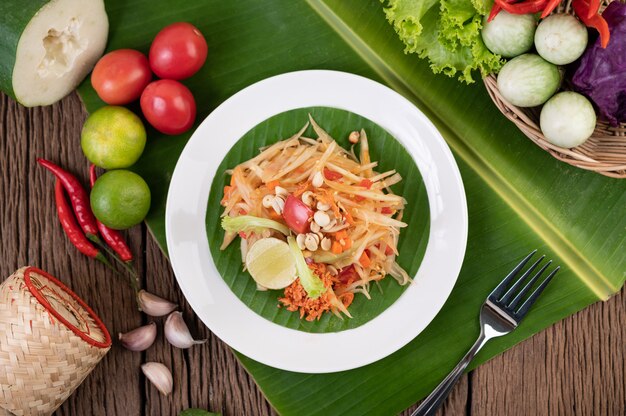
[471,0,493,15]
[382,0,439,48]
[382,0,502,83]
[439,0,480,48]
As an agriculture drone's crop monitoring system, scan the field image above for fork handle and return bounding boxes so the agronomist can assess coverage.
[411,332,490,416]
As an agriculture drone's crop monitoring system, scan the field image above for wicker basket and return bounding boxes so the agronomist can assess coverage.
[483,0,626,178]
[0,267,111,416]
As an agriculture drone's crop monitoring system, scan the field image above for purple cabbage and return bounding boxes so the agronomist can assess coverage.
[571,2,626,126]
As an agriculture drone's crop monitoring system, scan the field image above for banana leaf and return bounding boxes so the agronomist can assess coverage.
[78,0,626,414]
[206,107,429,333]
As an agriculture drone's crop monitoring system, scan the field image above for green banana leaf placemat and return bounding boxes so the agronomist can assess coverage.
[78,0,626,415]
[206,106,429,334]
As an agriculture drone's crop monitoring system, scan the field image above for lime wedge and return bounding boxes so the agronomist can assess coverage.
[245,238,296,290]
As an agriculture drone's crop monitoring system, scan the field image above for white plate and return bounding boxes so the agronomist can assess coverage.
[165,70,467,373]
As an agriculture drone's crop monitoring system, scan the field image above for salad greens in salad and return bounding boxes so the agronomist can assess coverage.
[219,117,410,320]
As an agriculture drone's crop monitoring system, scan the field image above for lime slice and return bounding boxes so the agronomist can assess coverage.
[245,238,296,290]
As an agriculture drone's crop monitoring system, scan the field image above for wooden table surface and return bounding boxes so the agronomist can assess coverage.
[1,92,624,416]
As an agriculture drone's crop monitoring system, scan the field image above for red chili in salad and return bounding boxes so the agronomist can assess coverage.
[38,158,99,237]
[323,168,342,181]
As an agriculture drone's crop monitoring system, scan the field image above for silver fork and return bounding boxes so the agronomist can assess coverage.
[411,250,560,416]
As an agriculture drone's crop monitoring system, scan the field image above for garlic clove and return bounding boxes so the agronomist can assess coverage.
[164,311,207,349]
[137,290,178,317]
[141,362,173,396]
[119,322,157,352]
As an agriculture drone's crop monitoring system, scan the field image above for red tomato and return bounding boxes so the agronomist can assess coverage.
[337,265,359,284]
[323,168,343,181]
[91,49,152,105]
[283,195,313,234]
[149,22,208,80]
[140,80,196,135]
[359,179,373,189]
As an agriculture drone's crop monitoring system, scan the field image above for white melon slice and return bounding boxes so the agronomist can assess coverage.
[0,0,108,106]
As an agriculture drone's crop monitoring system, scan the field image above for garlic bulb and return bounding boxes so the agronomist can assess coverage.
[164,311,207,349]
[141,362,173,396]
[137,290,177,316]
[119,322,157,351]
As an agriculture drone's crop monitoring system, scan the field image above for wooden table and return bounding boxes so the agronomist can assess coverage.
[1,92,624,416]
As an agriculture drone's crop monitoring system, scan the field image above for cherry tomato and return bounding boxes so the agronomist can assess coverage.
[149,22,208,80]
[91,49,152,105]
[283,195,313,234]
[337,265,359,284]
[140,80,196,135]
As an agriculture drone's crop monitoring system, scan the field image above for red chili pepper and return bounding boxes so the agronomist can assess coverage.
[38,158,99,237]
[495,0,549,15]
[55,180,106,261]
[541,0,562,18]
[587,0,600,19]
[488,3,502,22]
[89,165,133,262]
[573,0,610,48]
[323,168,342,181]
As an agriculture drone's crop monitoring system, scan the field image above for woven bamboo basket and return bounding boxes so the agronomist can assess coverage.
[483,0,626,178]
[0,267,111,416]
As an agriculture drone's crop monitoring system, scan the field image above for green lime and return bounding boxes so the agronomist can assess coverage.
[245,237,296,289]
[81,106,146,169]
[90,170,151,230]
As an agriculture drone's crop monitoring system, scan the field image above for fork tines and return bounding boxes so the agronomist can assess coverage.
[488,250,560,319]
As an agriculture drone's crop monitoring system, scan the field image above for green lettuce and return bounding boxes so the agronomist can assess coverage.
[382,0,502,83]
[287,236,327,299]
